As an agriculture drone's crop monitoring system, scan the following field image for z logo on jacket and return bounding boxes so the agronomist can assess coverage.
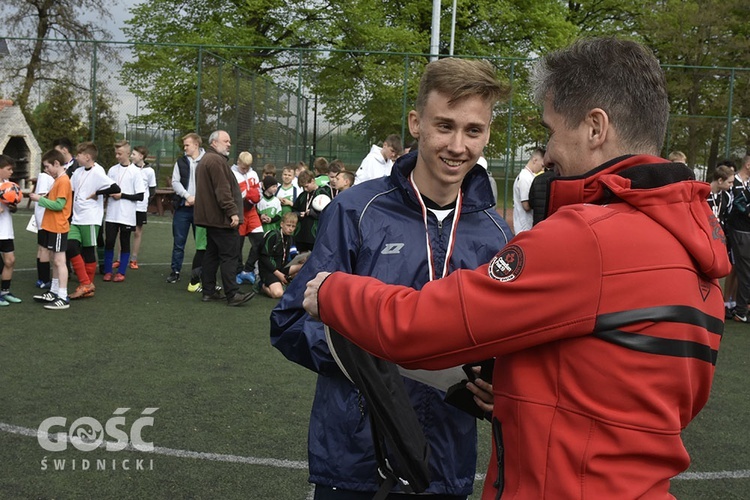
[381,243,405,255]
[488,245,525,282]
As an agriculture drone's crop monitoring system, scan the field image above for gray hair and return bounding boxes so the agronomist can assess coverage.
[208,130,222,145]
[531,37,669,154]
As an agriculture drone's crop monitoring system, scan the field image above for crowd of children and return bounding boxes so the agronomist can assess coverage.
[0,141,358,309]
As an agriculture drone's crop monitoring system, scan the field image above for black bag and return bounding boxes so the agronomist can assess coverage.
[325,326,431,495]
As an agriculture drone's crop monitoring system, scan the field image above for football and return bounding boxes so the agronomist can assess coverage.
[311,193,331,212]
[0,181,22,205]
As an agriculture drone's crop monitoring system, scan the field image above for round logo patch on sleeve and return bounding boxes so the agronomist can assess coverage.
[488,245,525,282]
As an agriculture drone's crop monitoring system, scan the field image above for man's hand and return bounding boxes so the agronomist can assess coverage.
[466,366,494,414]
[230,215,239,228]
[29,192,41,202]
[303,272,332,319]
[110,193,122,200]
[185,195,195,207]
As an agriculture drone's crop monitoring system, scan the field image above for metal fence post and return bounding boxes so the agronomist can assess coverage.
[195,46,203,133]
[90,42,98,141]
[402,54,410,141]
[502,59,515,218]
[296,49,303,164]
[726,68,735,158]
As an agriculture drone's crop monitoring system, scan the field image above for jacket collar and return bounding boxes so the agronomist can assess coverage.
[545,154,693,218]
[390,151,496,213]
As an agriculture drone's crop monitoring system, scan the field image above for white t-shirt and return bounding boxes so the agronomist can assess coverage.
[0,197,12,240]
[354,145,392,185]
[512,167,535,234]
[276,184,297,206]
[34,172,56,228]
[136,165,157,212]
[232,166,263,234]
[105,163,144,226]
[70,163,114,226]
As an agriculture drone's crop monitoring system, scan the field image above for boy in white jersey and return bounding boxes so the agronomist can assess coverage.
[102,140,144,282]
[129,145,157,269]
[33,162,55,288]
[276,164,298,215]
[0,155,22,306]
[66,142,119,300]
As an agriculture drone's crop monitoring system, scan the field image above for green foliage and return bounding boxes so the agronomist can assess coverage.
[1,0,115,114]
[29,81,86,151]
[120,0,750,166]
[638,0,750,164]
[82,90,121,168]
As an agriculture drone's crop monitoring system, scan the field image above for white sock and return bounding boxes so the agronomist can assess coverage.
[51,278,60,295]
[58,288,68,300]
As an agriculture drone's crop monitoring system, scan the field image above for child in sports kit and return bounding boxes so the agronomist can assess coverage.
[102,141,145,282]
[0,155,21,306]
[258,211,304,299]
[232,151,262,285]
[67,142,120,300]
[129,145,157,270]
[257,176,282,233]
[30,150,73,310]
[33,161,55,289]
[292,170,331,252]
[186,226,212,293]
[276,164,298,215]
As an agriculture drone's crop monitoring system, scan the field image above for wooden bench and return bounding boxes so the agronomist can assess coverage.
[150,188,175,216]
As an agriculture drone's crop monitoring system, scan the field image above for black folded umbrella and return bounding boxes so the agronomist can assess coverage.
[325,325,431,496]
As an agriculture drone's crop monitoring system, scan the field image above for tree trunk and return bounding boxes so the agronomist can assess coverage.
[16,0,53,112]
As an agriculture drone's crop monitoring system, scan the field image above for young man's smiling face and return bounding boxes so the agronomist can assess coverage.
[408,90,492,203]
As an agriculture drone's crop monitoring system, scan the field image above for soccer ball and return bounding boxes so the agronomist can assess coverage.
[311,194,331,212]
[0,181,22,205]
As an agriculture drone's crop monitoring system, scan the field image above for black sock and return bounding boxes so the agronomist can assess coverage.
[38,259,51,283]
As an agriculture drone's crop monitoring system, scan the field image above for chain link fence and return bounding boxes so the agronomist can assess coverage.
[3,38,750,210]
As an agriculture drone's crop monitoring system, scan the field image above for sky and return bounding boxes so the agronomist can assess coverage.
[109,0,140,42]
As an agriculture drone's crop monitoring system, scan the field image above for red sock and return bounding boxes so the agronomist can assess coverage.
[85,262,97,283]
[70,255,91,285]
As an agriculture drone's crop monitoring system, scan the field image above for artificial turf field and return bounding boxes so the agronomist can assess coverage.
[0,206,748,499]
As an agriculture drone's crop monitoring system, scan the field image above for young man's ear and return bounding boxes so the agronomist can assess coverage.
[407,110,421,139]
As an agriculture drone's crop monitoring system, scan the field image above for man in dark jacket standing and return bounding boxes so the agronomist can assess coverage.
[194,130,254,306]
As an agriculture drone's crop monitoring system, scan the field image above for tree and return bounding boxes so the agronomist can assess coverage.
[123,0,581,152]
[29,79,86,150]
[122,0,330,134]
[0,0,116,115]
[638,0,750,166]
[81,88,120,168]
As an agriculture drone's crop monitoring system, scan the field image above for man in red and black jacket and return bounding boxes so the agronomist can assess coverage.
[303,38,731,499]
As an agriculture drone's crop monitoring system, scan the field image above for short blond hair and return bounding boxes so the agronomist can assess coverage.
[415,58,508,113]
[668,151,687,164]
[237,151,253,167]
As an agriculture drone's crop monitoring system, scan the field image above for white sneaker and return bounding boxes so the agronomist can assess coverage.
[44,297,70,310]
[33,292,58,303]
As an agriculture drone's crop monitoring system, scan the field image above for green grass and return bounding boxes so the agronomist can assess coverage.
[0,207,748,499]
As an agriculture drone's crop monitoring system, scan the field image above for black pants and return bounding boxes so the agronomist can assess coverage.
[313,485,466,500]
[730,229,750,315]
[202,226,240,298]
[105,222,132,252]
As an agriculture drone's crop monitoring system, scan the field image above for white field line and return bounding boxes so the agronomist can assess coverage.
[2,421,749,481]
